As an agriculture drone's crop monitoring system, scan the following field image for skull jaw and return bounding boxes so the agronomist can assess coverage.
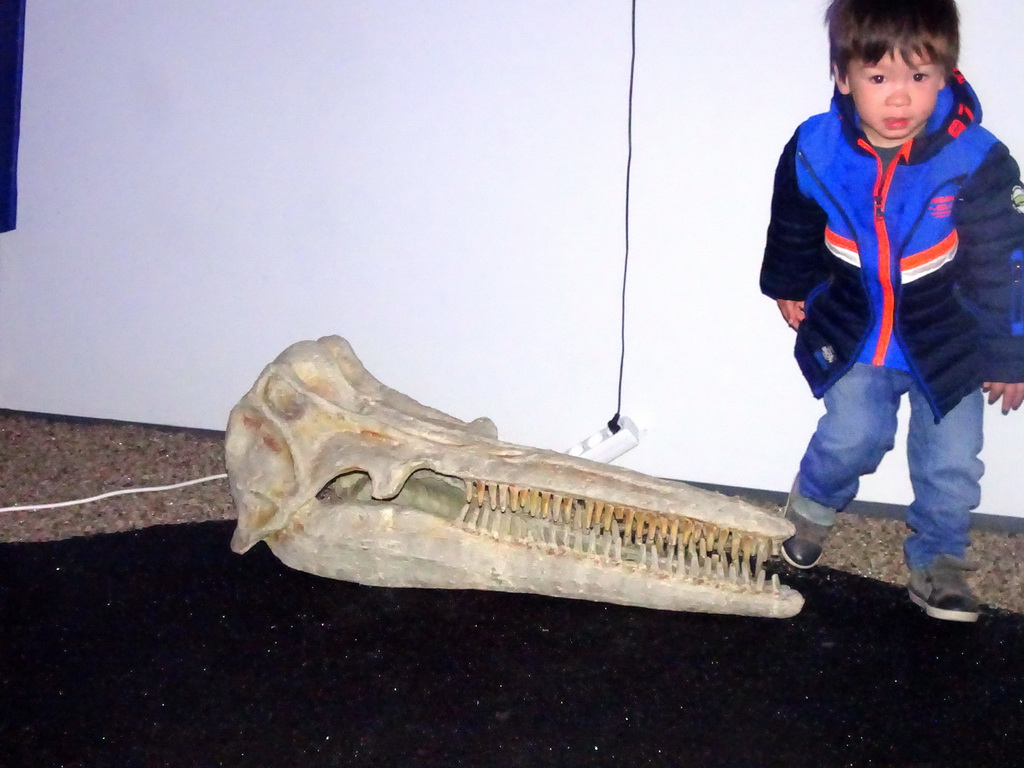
[261,500,804,619]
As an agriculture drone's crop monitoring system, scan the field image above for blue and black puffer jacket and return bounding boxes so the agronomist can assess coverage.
[761,70,1024,420]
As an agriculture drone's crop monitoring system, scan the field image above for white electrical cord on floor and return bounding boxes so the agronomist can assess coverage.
[0,473,229,513]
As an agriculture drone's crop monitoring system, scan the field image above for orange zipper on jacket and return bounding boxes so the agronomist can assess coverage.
[859,138,913,367]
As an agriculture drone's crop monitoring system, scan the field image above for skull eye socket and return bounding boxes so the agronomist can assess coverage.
[316,471,373,503]
[317,469,467,522]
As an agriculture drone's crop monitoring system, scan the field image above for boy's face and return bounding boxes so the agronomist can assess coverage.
[835,52,946,148]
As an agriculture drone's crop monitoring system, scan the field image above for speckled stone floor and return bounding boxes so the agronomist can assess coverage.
[3,409,1024,766]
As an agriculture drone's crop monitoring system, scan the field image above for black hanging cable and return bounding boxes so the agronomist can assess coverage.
[608,0,636,436]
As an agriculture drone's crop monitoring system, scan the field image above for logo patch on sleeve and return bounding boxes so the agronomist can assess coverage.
[1012,185,1024,215]
[813,345,836,369]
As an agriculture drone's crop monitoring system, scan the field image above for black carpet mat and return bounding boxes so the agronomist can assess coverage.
[2,521,1023,767]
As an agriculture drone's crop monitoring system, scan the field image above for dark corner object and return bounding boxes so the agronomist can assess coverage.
[0,0,25,233]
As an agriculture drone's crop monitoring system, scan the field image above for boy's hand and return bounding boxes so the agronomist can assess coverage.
[776,299,806,330]
[982,382,1024,414]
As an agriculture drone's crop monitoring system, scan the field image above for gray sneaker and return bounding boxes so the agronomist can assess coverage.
[781,493,834,570]
[908,554,980,623]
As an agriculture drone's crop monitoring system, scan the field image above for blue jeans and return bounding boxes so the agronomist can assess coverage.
[795,363,984,569]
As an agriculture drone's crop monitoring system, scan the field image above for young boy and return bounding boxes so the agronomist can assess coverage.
[760,0,1024,622]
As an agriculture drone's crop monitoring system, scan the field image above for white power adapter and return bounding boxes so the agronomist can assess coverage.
[565,415,640,464]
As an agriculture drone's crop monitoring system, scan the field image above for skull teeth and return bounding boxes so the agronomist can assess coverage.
[459,479,785,595]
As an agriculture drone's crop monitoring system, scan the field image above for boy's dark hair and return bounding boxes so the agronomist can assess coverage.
[826,0,960,79]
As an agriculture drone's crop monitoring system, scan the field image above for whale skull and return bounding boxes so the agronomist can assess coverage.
[226,336,802,618]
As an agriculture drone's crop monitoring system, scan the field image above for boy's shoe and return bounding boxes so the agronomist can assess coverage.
[780,483,833,569]
[908,554,980,623]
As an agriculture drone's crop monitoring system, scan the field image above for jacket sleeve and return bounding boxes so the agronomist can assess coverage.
[760,129,829,301]
[954,141,1024,383]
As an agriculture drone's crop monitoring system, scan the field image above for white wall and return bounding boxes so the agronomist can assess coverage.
[1,1,1022,517]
